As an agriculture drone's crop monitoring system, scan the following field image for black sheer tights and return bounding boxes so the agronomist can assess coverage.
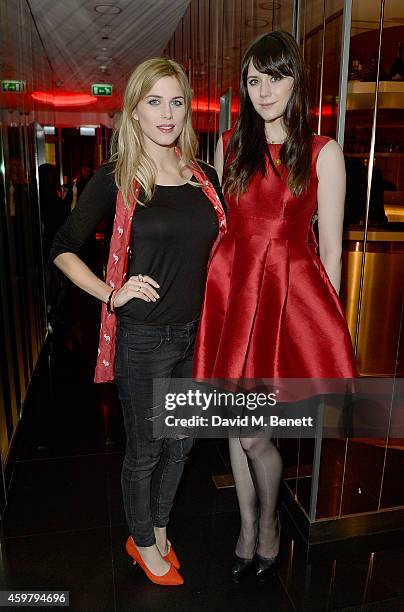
[229,437,282,559]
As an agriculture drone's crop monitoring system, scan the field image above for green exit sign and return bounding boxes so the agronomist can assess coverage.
[91,83,113,96]
[2,79,26,93]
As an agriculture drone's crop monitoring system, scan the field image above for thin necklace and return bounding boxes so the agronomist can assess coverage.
[266,138,283,165]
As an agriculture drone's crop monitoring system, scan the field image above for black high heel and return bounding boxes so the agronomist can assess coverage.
[231,553,255,583]
[255,513,281,582]
[255,552,279,582]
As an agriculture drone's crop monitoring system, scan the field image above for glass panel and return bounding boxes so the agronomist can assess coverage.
[315,0,404,521]
[317,0,388,520]
[377,0,404,225]
[0,0,52,466]
[279,438,301,504]
[379,377,404,509]
[375,0,404,510]
[322,5,343,136]
[303,22,324,126]
[164,0,295,161]
[295,437,316,516]
[342,0,404,376]
[299,1,344,136]
[316,438,347,519]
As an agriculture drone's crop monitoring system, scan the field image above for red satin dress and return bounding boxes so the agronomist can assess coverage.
[193,131,357,380]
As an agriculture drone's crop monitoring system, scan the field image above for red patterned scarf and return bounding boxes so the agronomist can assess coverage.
[94,158,226,383]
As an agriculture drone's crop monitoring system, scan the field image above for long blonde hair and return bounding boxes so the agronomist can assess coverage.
[110,58,198,207]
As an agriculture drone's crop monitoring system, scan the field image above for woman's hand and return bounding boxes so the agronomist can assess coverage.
[113,274,160,307]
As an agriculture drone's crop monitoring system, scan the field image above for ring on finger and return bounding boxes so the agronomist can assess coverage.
[138,274,144,282]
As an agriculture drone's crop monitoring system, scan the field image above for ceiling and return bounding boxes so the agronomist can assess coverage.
[19,0,296,115]
[3,0,404,120]
[26,0,191,111]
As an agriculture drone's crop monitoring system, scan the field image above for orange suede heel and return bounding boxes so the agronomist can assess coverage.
[164,541,180,569]
[125,537,184,586]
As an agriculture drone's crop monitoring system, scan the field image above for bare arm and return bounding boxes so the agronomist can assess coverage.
[215,135,224,185]
[316,139,346,295]
[54,252,111,303]
[53,253,159,306]
[52,167,159,306]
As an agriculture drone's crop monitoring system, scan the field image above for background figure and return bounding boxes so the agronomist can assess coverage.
[75,164,93,197]
[39,164,69,255]
[345,157,390,226]
[61,174,74,210]
[38,164,70,331]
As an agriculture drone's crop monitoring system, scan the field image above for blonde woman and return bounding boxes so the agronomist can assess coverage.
[51,58,226,586]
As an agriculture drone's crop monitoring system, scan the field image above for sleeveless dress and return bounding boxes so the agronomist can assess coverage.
[193,131,357,381]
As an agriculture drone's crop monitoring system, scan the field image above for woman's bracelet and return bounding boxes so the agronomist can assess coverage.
[106,289,117,314]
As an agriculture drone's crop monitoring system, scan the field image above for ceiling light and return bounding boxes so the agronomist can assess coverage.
[94,4,121,14]
[245,17,270,27]
[191,99,239,113]
[32,91,97,107]
[95,56,112,61]
[80,127,96,136]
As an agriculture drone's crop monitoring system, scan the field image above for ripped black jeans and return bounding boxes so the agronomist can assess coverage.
[114,319,198,547]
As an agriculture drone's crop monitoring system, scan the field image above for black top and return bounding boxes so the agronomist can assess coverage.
[51,161,225,324]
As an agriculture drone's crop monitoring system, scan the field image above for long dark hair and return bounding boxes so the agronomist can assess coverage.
[223,31,312,198]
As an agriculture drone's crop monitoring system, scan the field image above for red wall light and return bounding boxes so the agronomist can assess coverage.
[191,99,239,113]
[32,91,97,107]
[312,104,334,117]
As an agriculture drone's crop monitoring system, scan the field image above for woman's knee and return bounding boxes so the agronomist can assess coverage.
[239,437,271,456]
[239,437,257,453]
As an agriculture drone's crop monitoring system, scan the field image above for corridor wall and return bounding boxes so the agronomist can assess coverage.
[0,0,55,497]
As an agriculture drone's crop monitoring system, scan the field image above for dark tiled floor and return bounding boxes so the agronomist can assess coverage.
[1,325,404,611]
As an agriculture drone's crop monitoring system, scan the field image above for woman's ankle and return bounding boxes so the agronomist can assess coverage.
[235,521,258,559]
[154,526,168,555]
[257,518,280,558]
[136,542,158,553]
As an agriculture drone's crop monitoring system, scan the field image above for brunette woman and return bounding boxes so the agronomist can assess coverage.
[194,31,357,582]
[52,58,226,586]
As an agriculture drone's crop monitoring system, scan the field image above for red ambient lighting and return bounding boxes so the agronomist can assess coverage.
[313,104,334,117]
[31,91,97,107]
[191,99,239,113]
